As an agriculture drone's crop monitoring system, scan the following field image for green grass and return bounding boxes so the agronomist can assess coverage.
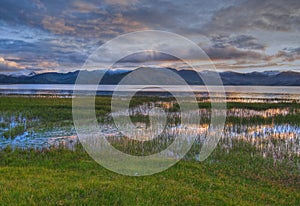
[0,144,299,205]
[2,125,26,139]
[0,96,112,125]
[0,96,299,205]
[0,96,112,137]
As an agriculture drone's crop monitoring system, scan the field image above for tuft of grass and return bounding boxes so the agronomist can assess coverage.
[3,125,26,139]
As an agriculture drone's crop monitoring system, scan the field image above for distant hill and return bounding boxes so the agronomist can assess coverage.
[1,68,300,86]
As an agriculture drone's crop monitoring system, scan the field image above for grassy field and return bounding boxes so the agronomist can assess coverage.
[0,144,299,205]
[0,96,299,205]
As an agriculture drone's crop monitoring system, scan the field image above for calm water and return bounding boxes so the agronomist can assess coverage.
[0,84,300,100]
[1,102,299,162]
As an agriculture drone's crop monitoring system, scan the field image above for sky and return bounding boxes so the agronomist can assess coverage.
[0,0,300,75]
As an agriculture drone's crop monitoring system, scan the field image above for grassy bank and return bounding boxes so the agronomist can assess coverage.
[0,144,299,205]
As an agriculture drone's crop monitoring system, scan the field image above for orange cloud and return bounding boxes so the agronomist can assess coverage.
[0,56,26,69]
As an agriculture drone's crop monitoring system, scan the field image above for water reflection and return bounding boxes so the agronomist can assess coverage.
[0,116,77,150]
[223,124,300,161]
[0,134,78,150]
[0,105,299,162]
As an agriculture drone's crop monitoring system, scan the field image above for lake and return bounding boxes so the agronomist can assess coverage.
[1,84,300,100]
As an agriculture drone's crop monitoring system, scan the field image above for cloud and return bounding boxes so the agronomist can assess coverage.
[275,47,300,62]
[42,16,76,35]
[0,56,42,75]
[203,34,267,60]
[0,56,51,75]
[72,1,101,13]
[204,46,267,60]
[0,0,299,74]
[121,0,240,34]
[36,61,59,68]
[284,47,300,55]
[203,0,300,34]
[117,51,179,63]
[0,0,240,38]
[210,34,265,50]
[227,35,265,50]
[0,21,97,73]
[0,56,25,71]
[104,0,139,6]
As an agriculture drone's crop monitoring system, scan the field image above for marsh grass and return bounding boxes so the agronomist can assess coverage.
[1,96,300,127]
[0,142,299,205]
[0,96,299,205]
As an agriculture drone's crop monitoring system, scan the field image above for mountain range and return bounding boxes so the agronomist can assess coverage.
[1,68,300,86]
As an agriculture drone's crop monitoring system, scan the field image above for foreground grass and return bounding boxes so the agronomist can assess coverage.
[0,145,299,205]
